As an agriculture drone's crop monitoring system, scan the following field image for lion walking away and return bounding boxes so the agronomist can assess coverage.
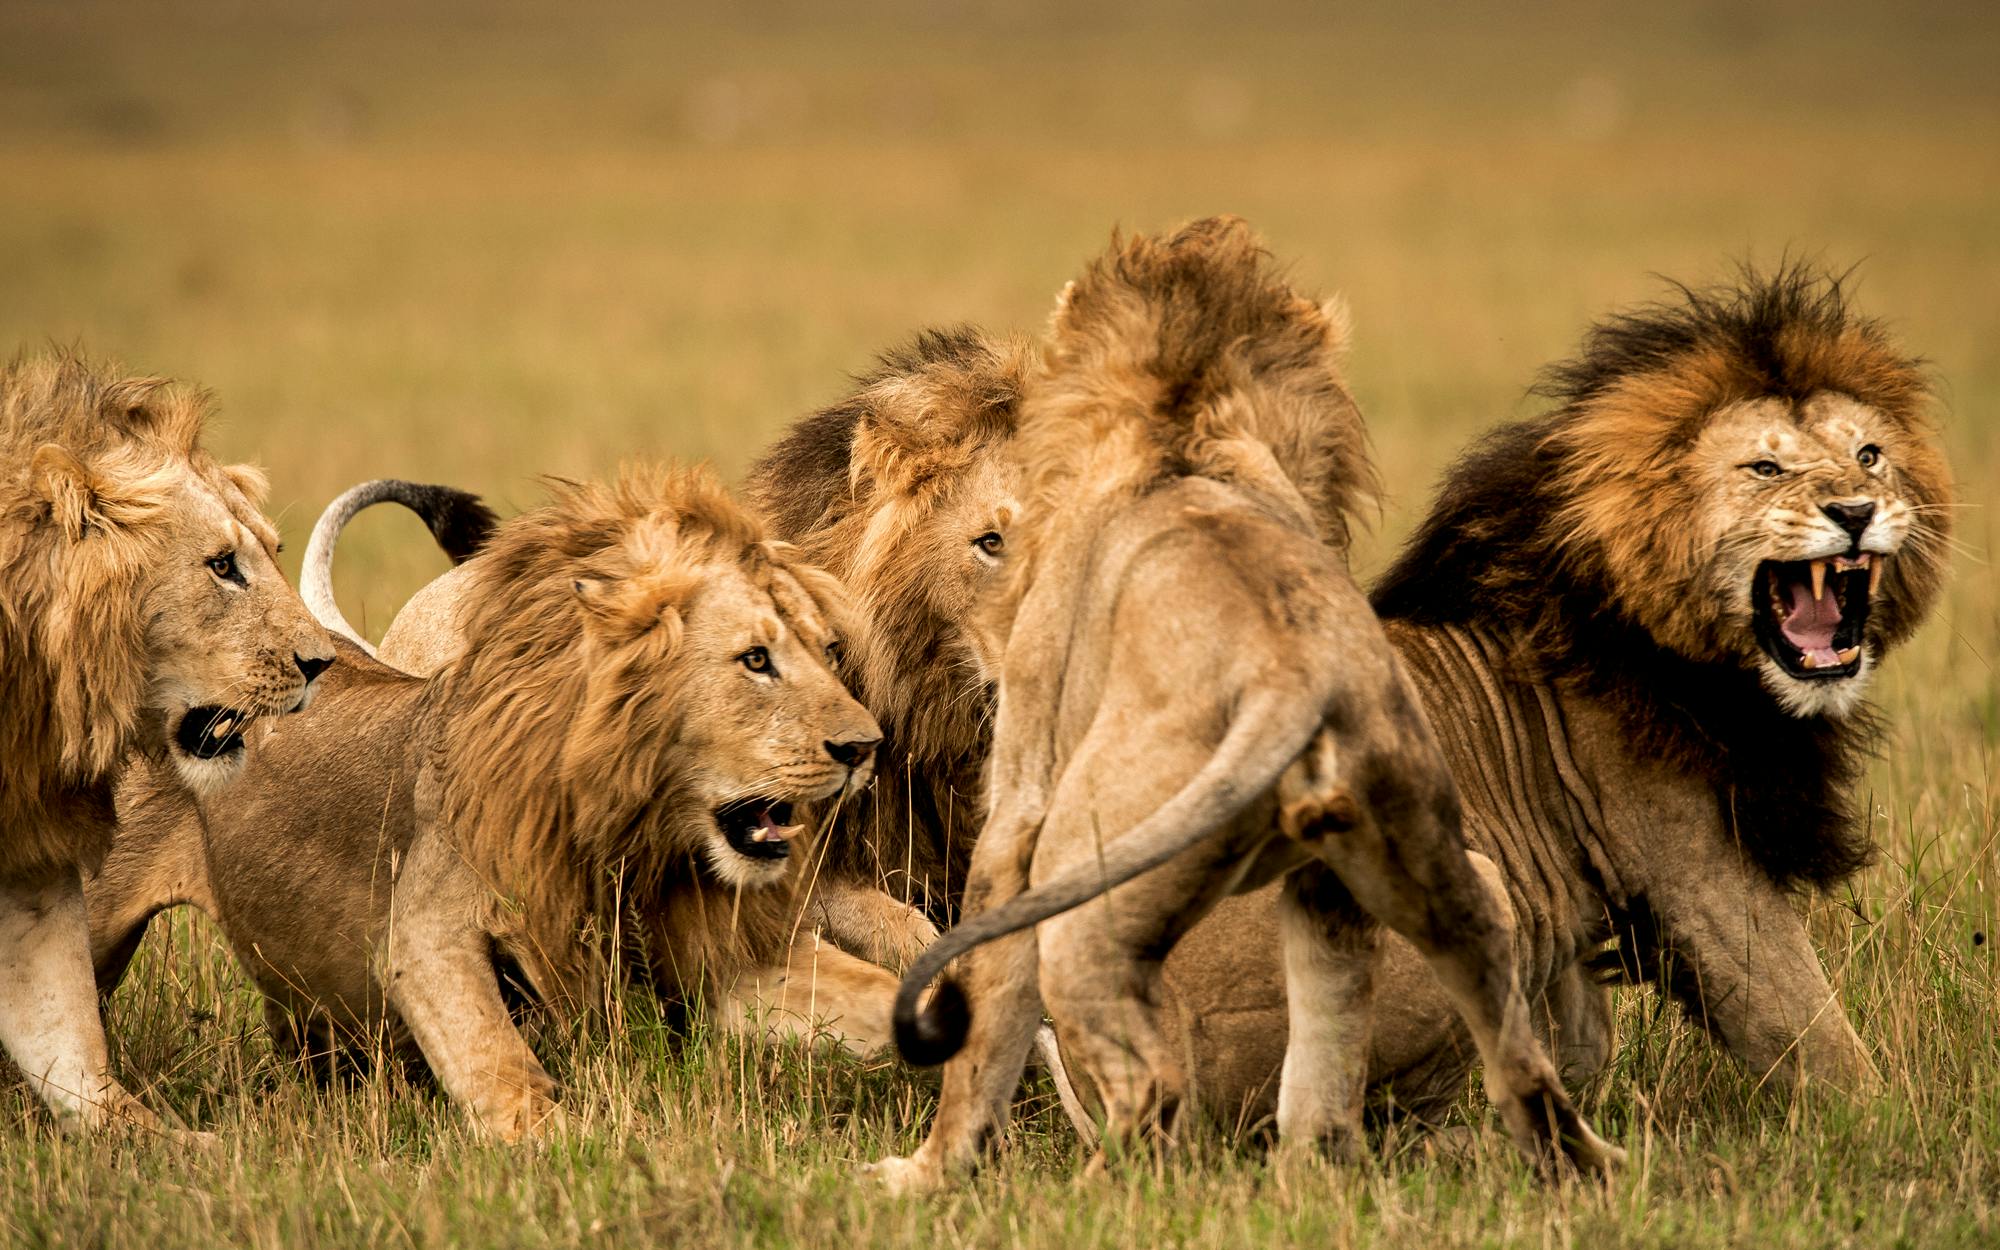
[868,218,1619,1192]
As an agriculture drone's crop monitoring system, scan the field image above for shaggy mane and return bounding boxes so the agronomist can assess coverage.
[1373,263,1948,890]
[1012,215,1376,573]
[431,463,840,1002]
[0,350,231,877]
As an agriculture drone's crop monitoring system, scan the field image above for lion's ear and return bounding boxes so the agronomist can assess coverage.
[33,444,117,541]
[221,462,270,508]
[100,377,203,453]
[571,574,690,647]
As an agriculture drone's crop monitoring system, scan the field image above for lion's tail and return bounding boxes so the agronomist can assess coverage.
[893,680,1332,1066]
[300,479,498,656]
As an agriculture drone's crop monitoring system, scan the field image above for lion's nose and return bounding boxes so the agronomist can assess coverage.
[824,736,880,768]
[1821,499,1876,544]
[296,652,335,683]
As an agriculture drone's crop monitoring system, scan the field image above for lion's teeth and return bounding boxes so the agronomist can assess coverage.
[1810,559,1827,603]
[1870,557,1885,595]
[1837,646,1861,665]
[1800,651,1818,670]
[749,829,769,842]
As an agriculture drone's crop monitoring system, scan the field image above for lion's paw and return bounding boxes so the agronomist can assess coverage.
[862,1155,942,1196]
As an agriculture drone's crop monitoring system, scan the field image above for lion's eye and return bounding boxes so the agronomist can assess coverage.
[738,646,772,674]
[973,531,1005,557]
[1856,444,1882,469]
[824,640,844,669]
[206,552,241,583]
[1747,460,1784,480]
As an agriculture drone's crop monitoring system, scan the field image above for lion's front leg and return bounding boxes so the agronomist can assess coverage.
[807,878,939,972]
[379,846,565,1141]
[0,867,161,1133]
[1634,859,1881,1095]
[718,928,902,1055]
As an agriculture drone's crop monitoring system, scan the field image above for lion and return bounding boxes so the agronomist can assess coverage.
[0,349,334,1130]
[869,217,1618,1192]
[85,464,896,1140]
[1128,263,1954,1130]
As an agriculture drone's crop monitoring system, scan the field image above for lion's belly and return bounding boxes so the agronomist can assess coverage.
[202,681,419,1052]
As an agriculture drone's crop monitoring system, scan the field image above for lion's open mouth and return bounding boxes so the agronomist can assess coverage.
[715,798,801,862]
[1752,554,1885,680]
[173,706,253,761]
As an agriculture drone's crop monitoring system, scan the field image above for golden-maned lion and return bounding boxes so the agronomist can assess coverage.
[86,465,893,1139]
[1,350,334,1130]
[1138,264,1954,1129]
[871,218,1618,1192]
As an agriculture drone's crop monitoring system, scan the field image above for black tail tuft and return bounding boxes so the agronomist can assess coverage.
[413,485,499,563]
[894,976,971,1068]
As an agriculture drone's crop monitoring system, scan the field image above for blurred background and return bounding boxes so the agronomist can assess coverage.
[2,0,1994,641]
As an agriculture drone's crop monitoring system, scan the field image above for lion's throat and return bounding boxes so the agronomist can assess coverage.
[1781,579,1843,666]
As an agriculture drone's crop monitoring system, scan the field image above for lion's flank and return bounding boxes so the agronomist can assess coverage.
[431,464,820,996]
[1016,215,1376,560]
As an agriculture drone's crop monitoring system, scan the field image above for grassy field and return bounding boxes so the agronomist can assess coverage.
[3,1,1998,1245]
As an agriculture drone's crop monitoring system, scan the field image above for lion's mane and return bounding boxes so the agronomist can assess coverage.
[0,351,231,877]
[1000,215,1377,620]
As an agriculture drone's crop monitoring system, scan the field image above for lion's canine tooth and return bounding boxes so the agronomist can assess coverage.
[1800,651,1817,670]
[1810,559,1827,603]
[1870,557,1885,595]
[1837,646,1861,665]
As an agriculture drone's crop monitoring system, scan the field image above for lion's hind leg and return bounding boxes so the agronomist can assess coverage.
[1271,862,1380,1164]
[1281,727,1620,1176]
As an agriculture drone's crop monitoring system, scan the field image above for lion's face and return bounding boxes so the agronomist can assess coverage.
[1691,393,1941,716]
[851,443,1022,705]
[1568,387,1949,721]
[141,462,338,792]
[571,552,881,891]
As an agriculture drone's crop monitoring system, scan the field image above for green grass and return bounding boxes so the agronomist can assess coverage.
[2,1,1997,1244]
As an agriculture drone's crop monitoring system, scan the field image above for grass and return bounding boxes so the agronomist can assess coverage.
[2,1,1997,1245]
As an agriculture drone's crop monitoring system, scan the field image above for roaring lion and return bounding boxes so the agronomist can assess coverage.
[1137,264,1954,1127]
[86,464,895,1139]
[870,218,1618,1191]
[1,350,334,1130]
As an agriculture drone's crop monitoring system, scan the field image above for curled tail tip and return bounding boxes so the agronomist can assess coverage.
[420,486,499,563]
[893,977,970,1068]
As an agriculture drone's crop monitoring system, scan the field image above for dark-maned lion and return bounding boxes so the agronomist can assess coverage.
[870,218,1618,1191]
[1142,264,1953,1127]
[86,465,892,1140]
[0,350,334,1130]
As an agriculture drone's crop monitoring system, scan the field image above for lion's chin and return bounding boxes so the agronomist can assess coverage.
[1758,651,1874,720]
[169,744,249,797]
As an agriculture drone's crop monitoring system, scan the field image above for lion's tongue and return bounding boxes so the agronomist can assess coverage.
[1781,578,1842,665]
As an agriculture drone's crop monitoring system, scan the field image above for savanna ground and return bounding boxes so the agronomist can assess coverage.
[2,1,1997,1244]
